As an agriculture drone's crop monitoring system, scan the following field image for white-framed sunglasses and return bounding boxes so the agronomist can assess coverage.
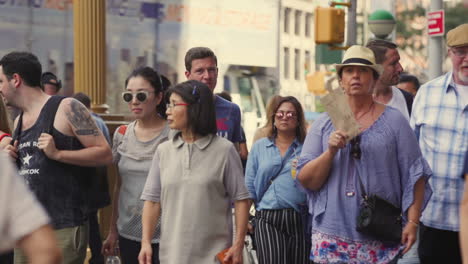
[122,91,154,103]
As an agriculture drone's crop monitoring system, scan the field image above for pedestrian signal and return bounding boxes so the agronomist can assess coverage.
[307,72,327,95]
[314,7,345,44]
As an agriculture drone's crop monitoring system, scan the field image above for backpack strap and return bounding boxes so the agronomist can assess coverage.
[11,113,23,169]
[42,96,67,134]
[397,88,414,116]
[117,125,128,135]
[10,96,65,168]
[11,112,23,145]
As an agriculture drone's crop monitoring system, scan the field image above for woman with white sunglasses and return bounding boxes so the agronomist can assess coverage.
[102,67,170,264]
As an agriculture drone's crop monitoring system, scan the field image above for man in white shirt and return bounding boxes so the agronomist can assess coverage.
[367,39,417,263]
[366,39,413,121]
[0,152,61,264]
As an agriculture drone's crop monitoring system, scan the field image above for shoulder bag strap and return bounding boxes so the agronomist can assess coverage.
[258,146,295,204]
[354,159,368,200]
[255,162,285,207]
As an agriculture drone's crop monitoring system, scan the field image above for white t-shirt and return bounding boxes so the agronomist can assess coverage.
[387,86,410,122]
[0,153,49,253]
[453,81,468,107]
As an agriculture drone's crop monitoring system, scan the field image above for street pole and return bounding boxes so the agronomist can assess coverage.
[277,0,282,88]
[346,0,357,46]
[428,0,443,79]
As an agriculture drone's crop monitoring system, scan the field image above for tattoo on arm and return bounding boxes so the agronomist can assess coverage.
[66,100,100,136]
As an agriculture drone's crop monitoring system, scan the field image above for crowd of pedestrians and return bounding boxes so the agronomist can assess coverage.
[0,23,466,264]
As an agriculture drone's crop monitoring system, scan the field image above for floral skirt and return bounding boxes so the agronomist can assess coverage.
[310,230,403,264]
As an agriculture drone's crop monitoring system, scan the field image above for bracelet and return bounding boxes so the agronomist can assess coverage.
[0,133,11,142]
[408,220,419,227]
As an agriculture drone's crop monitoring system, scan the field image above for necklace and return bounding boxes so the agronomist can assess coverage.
[355,102,375,121]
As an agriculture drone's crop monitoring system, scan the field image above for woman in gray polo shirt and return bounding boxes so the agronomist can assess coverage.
[102,67,170,263]
[139,80,250,264]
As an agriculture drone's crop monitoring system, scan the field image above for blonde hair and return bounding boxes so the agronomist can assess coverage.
[263,95,283,129]
[0,99,11,134]
[252,95,283,143]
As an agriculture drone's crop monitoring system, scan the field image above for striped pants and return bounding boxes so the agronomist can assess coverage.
[255,209,312,264]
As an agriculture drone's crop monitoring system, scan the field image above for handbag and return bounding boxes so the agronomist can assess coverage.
[355,171,402,244]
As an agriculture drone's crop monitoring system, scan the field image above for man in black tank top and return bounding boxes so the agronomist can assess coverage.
[0,52,112,264]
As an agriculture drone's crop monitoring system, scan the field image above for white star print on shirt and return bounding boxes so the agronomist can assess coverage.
[22,153,32,166]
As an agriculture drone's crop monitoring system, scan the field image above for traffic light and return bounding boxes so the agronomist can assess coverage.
[314,7,345,44]
[307,72,327,95]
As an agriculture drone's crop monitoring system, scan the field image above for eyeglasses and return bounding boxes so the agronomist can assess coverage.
[166,102,189,109]
[451,48,468,58]
[275,111,297,120]
[350,135,361,159]
[122,91,153,103]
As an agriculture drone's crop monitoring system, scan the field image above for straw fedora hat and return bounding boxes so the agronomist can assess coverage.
[334,45,383,76]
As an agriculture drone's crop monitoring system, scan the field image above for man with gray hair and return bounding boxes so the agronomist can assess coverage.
[411,23,468,264]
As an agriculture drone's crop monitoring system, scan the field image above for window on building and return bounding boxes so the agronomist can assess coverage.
[284,8,291,34]
[294,10,302,36]
[305,50,311,74]
[294,49,300,80]
[284,47,290,79]
[305,13,312,37]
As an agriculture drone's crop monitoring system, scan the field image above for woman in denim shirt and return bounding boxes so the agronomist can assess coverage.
[245,96,311,263]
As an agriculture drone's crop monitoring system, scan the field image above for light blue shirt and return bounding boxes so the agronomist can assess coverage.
[298,108,432,242]
[411,72,468,231]
[245,137,306,212]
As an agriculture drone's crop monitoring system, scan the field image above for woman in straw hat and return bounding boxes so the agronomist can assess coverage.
[297,45,432,263]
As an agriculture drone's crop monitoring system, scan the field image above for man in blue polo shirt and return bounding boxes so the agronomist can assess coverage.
[184,47,242,149]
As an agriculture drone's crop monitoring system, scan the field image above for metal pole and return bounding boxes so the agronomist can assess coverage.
[428,0,443,79]
[363,1,369,44]
[154,19,159,70]
[346,0,357,46]
[277,0,282,88]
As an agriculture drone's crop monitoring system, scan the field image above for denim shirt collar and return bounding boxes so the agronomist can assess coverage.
[266,136,301,149]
